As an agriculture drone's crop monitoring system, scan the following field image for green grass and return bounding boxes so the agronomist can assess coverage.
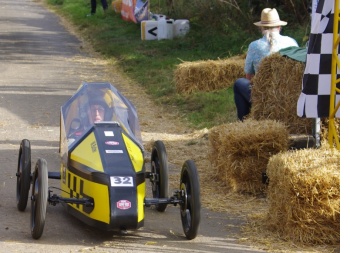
[45,0,307,129]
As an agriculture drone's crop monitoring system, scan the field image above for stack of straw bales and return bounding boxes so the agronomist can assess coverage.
[208,119,289,194]
[174,55,245,94]
[266,144,340,244]
[250,53,313,135]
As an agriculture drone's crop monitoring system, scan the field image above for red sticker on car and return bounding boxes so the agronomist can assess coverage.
[105,141,119,145]
[116,200,131,210]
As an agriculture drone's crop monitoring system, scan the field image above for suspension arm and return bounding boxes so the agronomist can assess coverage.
[144,190,183,207]
[48,193,94,207]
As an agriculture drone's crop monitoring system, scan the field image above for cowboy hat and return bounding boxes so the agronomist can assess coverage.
[254,8,287,27]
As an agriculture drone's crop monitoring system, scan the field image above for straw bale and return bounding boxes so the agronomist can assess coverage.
[174,55,245,94]
[208,119,289,194]
[250,53,313,135]
[266,144,340,244]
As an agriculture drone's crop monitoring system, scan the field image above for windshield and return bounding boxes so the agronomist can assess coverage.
[60,82,143,149]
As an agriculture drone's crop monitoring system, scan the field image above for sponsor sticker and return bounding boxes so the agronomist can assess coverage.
[106,150,123,154]
[105,141,119,145]
[116,200,131,210]
[91,141,97,152]
[62,166,66,184]
[104,131,114,137]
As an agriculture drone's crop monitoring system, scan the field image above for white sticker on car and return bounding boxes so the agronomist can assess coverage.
[106,150,123,153]
[110,176,134,187]
[104,131,114,136]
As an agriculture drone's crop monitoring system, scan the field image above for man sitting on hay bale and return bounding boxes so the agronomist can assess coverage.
[233,8,298,121]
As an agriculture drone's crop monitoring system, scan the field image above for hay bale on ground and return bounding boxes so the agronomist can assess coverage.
[250,53,313,135]
[208,119,289,194]
[174,55,245,94]
[266,145,340,244]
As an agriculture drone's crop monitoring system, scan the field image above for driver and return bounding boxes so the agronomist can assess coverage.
[88,96,108,123]
[67,92,110,145]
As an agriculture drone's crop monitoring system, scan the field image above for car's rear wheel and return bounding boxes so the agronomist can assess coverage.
[179,160,201,240]
[16,139,31,211]
[30,158,48,239]
[151,140,169,212]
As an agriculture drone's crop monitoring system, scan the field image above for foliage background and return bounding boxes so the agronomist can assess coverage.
[47,0,312,128]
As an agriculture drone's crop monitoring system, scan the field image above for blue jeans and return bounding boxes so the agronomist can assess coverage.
[233,78,251,121]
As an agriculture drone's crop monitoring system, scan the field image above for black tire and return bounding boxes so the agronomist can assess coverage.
[16,139,31,211]
[150,140,169,212]
[179,160,201,240]
[30,158,48,240]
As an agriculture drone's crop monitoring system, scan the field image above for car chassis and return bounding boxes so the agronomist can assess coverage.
[15,82,201,240]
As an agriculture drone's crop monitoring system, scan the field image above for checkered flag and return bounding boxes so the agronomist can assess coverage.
[297,0,340,118]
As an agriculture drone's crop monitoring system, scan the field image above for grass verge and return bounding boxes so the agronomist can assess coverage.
[46,0,306,129]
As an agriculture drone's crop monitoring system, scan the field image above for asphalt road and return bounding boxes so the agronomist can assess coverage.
[0,0,267,252]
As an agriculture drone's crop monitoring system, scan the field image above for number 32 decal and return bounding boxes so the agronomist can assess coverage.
[110,176,134,187]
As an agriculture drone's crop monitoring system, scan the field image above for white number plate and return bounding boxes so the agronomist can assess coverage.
[110,176,134,187]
